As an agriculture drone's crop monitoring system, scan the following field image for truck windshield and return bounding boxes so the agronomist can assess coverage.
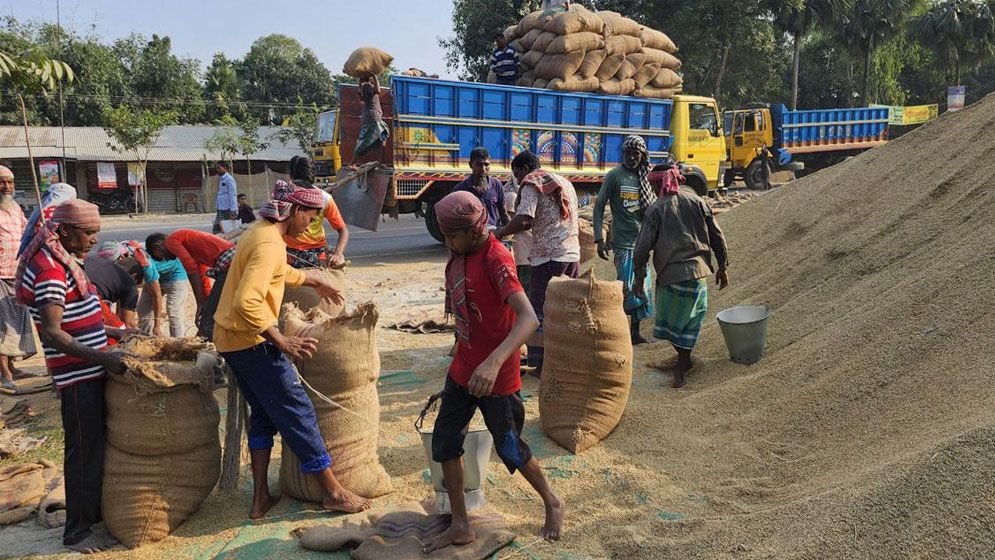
[689,103,719,137]
[316,111,336,143]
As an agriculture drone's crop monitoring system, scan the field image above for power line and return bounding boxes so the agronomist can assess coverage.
[1,90,338,111]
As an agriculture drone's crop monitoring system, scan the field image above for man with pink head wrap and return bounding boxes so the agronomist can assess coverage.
[425,191,564,553]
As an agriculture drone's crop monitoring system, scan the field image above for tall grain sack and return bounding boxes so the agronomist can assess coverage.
[595,53,626,81]
[634,86,677,99]
[279,303,391,500]
[540,273,633,453]
[578,49,607,78]
[651,68,683,89]
[535,51,586,80]
[522,49,545,69]
[615,53,645,80]
[531,31,557,53]
[640,28,678,53]
[545,3,605,35]
[518,28,543,52]
[597,11,643,37]
[343,47,393,79]
[597,78,636,96]
[281,267,347,327]
[605,35,643,56]
[102,339,220,548]
[549,76,600,92]
[546,32,605,55]
[633,63,660,89]
[578,221,597,264]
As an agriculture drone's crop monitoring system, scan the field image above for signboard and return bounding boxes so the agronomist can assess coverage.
[96,162,118,190]
[871,104,940,126]
[127,162,144,188]
[947,86,966,112]
[37,160,60,191]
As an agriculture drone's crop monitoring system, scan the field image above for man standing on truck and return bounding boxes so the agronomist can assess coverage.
[453,147,510,230]
[490,32,521,86]
[593,135,656,344]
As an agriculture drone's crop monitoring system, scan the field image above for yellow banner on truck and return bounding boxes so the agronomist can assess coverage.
[871,104,939,126]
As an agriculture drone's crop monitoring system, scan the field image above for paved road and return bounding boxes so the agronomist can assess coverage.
[99,213,447,263]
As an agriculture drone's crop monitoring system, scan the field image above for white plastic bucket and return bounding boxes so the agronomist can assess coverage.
[716,305,771,365]
[419,428,494,514]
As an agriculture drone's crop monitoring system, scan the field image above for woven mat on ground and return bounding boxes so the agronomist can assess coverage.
[386,311,454,334]
[0,399,33,429]
[0,460,59,525]
[294,501,515,559]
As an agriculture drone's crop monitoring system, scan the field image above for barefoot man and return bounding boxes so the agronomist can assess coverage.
[213,185,372,518]
[425,191,564,553]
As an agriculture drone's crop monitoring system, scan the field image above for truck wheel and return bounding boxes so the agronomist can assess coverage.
[423,201,445,243]
[686,176,708,197]
[745,159,771,191]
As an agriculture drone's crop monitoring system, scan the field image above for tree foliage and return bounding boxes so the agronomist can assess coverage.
[238,34,335,124]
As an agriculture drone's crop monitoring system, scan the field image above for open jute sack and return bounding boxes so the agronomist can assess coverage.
[102,338,221,547]
[0,460,59,525]
[280,303,392,500]
[540,272,633,454]
[343,47,393,78]
[281,266,348,328]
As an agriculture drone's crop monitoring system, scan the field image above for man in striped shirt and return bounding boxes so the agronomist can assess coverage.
[491,33,521,86]
[16,199,128,553]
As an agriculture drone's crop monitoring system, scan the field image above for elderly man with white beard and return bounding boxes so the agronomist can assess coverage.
[0,166,37,393]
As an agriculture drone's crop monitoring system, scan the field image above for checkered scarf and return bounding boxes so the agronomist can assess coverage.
[623,135,656,212]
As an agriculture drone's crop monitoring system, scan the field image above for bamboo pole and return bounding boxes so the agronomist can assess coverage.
[18,93,45,223]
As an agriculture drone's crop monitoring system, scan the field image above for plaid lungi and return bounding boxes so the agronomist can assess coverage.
[653,278,709,350]
[613,248,653,321]
[0,279,37,358]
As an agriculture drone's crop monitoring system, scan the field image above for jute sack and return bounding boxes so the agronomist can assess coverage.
[486,70,497,84]
[641,28,678,53]
[605,35,643,56]
[546,32,605,55]
[533,78,550,89]
[633,63,661,89]
[531,31,558,53]
[535,51,586,80]
[549,76,600,92]
[102,339,220,547]
[641,47,682,71]
[281,266,347,328]
[503,25,518,42]
[517,73,534,87]
[615,53,645,80]
[597,78,636,96]
[544,3,604,35]
[634,86,678,99]
[517,10,556,36]
[540,272,633,454]
[517,28,543,52]
[279,303,391,500]
[597,11,643,37]
[343,47,393,78]
[521,49,544,69]
[595,53,626,81]
[578,221,597,264]
[652,68,683,89]
[578,49,607,79]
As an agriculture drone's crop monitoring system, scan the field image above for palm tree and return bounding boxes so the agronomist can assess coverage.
[838,0,922,104]
[775,0,852,109]
[910,0,995,85]
[0,49,74,212]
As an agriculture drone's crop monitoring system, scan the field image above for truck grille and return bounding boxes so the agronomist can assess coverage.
[397,179,431,199]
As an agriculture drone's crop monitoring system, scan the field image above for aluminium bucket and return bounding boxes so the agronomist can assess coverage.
[716,305,771,365]
[419,428,493,514]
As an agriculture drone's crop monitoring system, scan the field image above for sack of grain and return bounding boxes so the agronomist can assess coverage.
[522,49,545,69]
[486,70,498,84]
[651,68,683,89]
[102,339,221,547]
[540,272,633,453]
[517,72,534,87]
[578,49,607,79]
[279,303,391,500]
[533,78,550,89]
[634,86,677,99]
[518,28,543,52]
[549,76,600,92]
[641,47,682,71]
[595,53,626,81]
[535,51,586,80]
[578,221,597,264]
[281,267,347,328]
[633,63,661,89]
[503,25,519,42]
[605,35,643,56]
[544,3,605,35]
[517,10,556,36]
[615,53,645,80]
[597,11,643,37]
[597,78,636,96]
[640,28,678,53]
[531,31,557,53]
[546,32,605,55]
[343,47,393,79]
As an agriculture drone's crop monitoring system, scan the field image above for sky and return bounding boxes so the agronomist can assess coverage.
[3,0,457,79]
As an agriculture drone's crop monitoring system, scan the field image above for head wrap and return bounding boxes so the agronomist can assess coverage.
[17,183,77,258]
[649,164,685,196]
[15,199,101,302]
[0,166,13,179]
[284,186,325,209]
[263,182,326,221]
[623,135,656,212]
[520,169,571,220]
[272,179,296,201]
[95,240,126,262]
[437,191,490,348]
[259,199,293,222]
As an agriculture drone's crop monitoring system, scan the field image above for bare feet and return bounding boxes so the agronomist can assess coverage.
[672,372,686,388]
[249,494,280,519]
[65,532,118,554]
[422,520,477,554]
[540,494,565,541]
[323,488,372,514]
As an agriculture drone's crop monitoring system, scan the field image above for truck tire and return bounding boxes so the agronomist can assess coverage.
[685,176,708,197]
[423,201,445,243]
[745,159,771,191]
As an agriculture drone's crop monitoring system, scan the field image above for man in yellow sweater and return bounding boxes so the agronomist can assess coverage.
[213,186,372,519]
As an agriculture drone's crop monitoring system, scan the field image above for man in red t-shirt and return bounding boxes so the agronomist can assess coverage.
[424,191,564,554]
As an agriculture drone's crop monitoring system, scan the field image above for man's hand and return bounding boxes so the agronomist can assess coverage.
[153,321,165,337]
[633,282,646,298]
[716,268,730,290]
[596,240,611,261]
[467,357,500,397]
[328,252,345,267]
[275,333,319,360]
[304,269,345,305]
[102,354,128,376]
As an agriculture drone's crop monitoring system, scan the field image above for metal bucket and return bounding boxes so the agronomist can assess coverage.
[716,305,771,365]
[419,428,493,514]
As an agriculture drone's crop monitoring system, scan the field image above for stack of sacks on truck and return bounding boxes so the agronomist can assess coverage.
[495,4,683,98]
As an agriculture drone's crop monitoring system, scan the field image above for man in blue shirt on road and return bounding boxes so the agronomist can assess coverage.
[452,147,509,230]
[214,161,238,233]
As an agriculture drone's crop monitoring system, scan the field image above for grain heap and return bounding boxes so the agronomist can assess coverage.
[495,5,682,98]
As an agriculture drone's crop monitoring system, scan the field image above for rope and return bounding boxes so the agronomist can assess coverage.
[292,363,375,426]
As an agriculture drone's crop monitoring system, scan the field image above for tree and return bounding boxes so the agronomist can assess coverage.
[0,47,73,210]
[909,0,995,85]
[774,0,851,109]
[837,0,924,103]
[204,53,244,122]
[237,114,269,204]
[113,33,204,122]
[274,100,322,155]
[103,106,176,213]
[239,35,334,124]
[440,0,537,80]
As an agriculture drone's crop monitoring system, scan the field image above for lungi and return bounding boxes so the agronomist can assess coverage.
[653,278,709,350]
[0,279,36,358]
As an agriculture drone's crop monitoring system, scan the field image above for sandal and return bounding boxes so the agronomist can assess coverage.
[1,380,16,395]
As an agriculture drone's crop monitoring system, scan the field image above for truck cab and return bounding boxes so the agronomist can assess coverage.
[312,110,341,179]
[723,105,796,191]
[670,95,727,194]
